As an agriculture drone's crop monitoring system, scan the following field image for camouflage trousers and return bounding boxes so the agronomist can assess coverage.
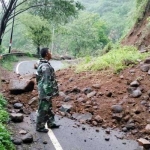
[36,98,55,130]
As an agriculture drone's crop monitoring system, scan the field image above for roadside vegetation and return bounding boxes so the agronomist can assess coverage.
[0,55,18,71]
[0,94,15,150]
[76,45,150,73]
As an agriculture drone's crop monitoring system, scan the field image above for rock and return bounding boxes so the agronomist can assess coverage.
[148,69,150,75]
[120,75,124,79]
[92,84,101,89]
[126,123,135,130]
[43,141,47,144]
[14,103,23,109]
[77,97,86,103]
[144,58,150,64]
[64,96,72,102]
[127,87,137,94]
[92,121,98,126]
[9,79,34,94]
[106,92,112,97]
[12,139,22,145]
[130,81,140,87]
[28,97,38,105]
[71,87,81,93]
[140,64,150,72]
[105,137,110,141]
[129,69,135,73]
[19,130,27,135]
[96,129,99,132]
[141,95,149,101]
[141,100,147,106]
[131,89,142,98]
[59,92,66,97]
[111,105,123,113]
[137,138,150,149]
[94,115,103,123]
[87,91,97,98]
[83,87,93,94]
[112,114,123,121]
[59,104,73,113]
[68,78,73,82]
[22,133,33,143]
[123,115,130,122]
[105,130,110,134]
[122,127,128,132]
[145,124,150,131]
[10,113,24,122]
[72,113,92,121]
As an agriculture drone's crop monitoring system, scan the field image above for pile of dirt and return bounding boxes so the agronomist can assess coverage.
[1,58,150,140]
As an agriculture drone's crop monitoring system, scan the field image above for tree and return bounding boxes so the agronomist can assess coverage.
[54,12,109,57]
[0,0,83,47]
[21,14,52,54]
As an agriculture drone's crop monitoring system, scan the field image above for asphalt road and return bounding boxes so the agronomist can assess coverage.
[15,59,143,150]
[15,60,64,75]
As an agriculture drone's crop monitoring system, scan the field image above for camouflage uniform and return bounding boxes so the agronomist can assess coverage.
[36,59,59,130]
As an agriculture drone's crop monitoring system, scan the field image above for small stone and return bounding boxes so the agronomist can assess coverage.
[137,138,150,149]
[14,103,23,109]
[131,89,142,98]
[140,64,150,72]
[43,141,47,144]
[130,81,140,87]
[19,130,27,135]
[22,133,33,143]
[112,114,122,121]
[105,137,110,141]
[10,113,24,122]
[145,124,150,131]
[12,139,22,145]
[94,115,103,123]
[111,105,123,113]
[82,127,86,130]
[106,92,112,97]
[126,123,135,130]
[87,91,97,98]
[105,130,110,134]
[122,127,128,132]
[96,129,99,132]
[92,121,98,126]
[64,96,71,102]
[83,87,93,94]
[92,84,101,89]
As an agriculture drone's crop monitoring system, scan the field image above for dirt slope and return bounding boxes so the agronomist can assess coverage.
[122,1,150,51]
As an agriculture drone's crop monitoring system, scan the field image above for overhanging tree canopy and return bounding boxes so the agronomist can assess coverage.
[0,0,83,46]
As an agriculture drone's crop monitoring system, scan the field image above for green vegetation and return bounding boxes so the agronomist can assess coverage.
[0,94,15,150]
[0,55,18,71]
[76,46,149,73]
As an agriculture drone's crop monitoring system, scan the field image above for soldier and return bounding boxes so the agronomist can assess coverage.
[36,48,60,133]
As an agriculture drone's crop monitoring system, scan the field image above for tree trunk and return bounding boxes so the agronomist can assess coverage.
[37,46,40,55]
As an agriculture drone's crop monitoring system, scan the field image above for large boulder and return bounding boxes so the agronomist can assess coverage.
[9,79,34,94]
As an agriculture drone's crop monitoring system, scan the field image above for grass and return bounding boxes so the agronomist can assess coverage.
[0,94,15,150]
[76,46,150,73]
[0,55,19,71]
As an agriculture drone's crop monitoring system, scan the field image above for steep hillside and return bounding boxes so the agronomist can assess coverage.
[122,1,150,51]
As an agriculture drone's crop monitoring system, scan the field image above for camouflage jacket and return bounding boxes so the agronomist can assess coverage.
[36,59,59,100]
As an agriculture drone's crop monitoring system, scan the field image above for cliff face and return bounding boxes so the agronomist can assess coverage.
[122,1,150,51]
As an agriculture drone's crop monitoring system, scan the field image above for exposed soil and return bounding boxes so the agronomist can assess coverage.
[1,58,150,140]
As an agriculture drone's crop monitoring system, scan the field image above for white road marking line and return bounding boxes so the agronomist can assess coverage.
[16,61,28,74]
[46,124,63,150]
